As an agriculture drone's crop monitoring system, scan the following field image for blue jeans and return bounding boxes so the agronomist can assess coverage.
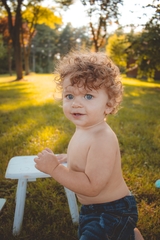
[78,195,138,240]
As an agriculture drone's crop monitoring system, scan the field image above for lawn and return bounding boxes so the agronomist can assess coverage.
[0,74,160,240]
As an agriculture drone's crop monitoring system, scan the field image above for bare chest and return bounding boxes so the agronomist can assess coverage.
[67,133,91,171]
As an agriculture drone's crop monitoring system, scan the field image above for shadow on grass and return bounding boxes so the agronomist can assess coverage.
[0,83,31,101]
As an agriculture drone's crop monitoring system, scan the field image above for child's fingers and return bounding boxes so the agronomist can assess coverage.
[34,156,40,169]
[37,152,43,158]
[34,156,39,163]
[45,148,53,153]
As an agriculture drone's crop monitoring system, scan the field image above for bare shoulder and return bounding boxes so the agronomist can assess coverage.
[95,123,118,146]
[89,123,119,160]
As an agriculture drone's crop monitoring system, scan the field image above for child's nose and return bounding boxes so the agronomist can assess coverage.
[72,99,82,108]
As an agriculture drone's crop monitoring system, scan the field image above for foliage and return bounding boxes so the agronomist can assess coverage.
[0,0,24,80]
[0,21,91,75]
[58,24,91,57]
[29,23,91,73]
[21,5,62,75]
[0,16,11,43]
[0,74,160,239]
[80,0,123,52]
[0,0,62,79]
[106,33,129,72]
[0,16,13,75]
[30,24,60,73]
[146,0,160,25]
[22,5,62,30]
[0,34,6,58]
[125,1,160,80]
[54,0,74,8]
[126,26,160,80]
[0,35,8,74]
[22,5,62,75]
[57,23,77,56]
[0,0,90,76]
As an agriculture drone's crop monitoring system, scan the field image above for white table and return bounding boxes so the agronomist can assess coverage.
[5,156,79,236]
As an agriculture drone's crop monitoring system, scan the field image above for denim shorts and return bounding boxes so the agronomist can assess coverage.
[78,195,138,240]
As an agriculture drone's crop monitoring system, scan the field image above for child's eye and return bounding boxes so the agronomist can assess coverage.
[66,94,74,100]
[84,94,93,100]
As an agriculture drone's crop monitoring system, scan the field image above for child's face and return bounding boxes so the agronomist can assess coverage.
[62,76,113,128]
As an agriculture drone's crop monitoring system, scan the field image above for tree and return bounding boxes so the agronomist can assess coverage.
[30,23,91,73]
[146,0,159,26]
[30,24,60,73]
[0,34,8,74]
[106,32,129,72]
[58,23,91,57]
[126,1,160,80]
[0,0,24,80]
[0,0,62,79]
[80,0,123,52]
[54,0,74,8]
[58,23,77,56]
[22,5,62,75]
[0,16,13,75]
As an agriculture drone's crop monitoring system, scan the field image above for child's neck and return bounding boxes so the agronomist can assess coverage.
[75,119,107,131]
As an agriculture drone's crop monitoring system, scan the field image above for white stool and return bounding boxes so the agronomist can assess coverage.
[0,198,6,211]
[5,156,79,236]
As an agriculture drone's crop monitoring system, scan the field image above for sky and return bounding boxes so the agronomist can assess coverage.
[60,0,155,32]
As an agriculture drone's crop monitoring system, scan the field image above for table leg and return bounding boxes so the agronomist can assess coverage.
[13,179,28,235]
[64,187,79,224]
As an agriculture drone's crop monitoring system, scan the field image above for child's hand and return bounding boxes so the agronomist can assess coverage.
[44,148,67,163]
[57,154,67,163]
[34,148,59,176]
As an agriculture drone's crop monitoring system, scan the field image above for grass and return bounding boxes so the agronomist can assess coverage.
[0,74,160,240]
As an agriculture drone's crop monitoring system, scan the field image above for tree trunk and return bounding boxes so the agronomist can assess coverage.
[14,43,23,80]
[7,44,12,76]
[94,42,99,52]
[13,1,23,80]
[24,52,30,75]
[2,0,23,80]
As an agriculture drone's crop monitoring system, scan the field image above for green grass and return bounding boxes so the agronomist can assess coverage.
[0,74,160,240]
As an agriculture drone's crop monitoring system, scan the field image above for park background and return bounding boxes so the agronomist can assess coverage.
[0,0,160,239]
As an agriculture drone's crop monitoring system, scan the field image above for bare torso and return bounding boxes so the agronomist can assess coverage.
[67,123,130,205]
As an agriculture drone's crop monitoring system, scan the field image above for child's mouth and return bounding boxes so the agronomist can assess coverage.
[73,113,81,116]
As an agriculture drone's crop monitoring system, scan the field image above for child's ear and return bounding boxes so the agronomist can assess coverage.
[104,105,113,115]
[104,100,115,115]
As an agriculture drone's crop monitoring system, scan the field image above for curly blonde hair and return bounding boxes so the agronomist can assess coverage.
[55,50,123,114]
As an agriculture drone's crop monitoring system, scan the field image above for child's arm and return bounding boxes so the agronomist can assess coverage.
[57,154,67,163]
[34,132,118,197]
[34,152,99,196]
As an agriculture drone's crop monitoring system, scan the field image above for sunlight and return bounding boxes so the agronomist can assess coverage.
[122,78,160,88]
